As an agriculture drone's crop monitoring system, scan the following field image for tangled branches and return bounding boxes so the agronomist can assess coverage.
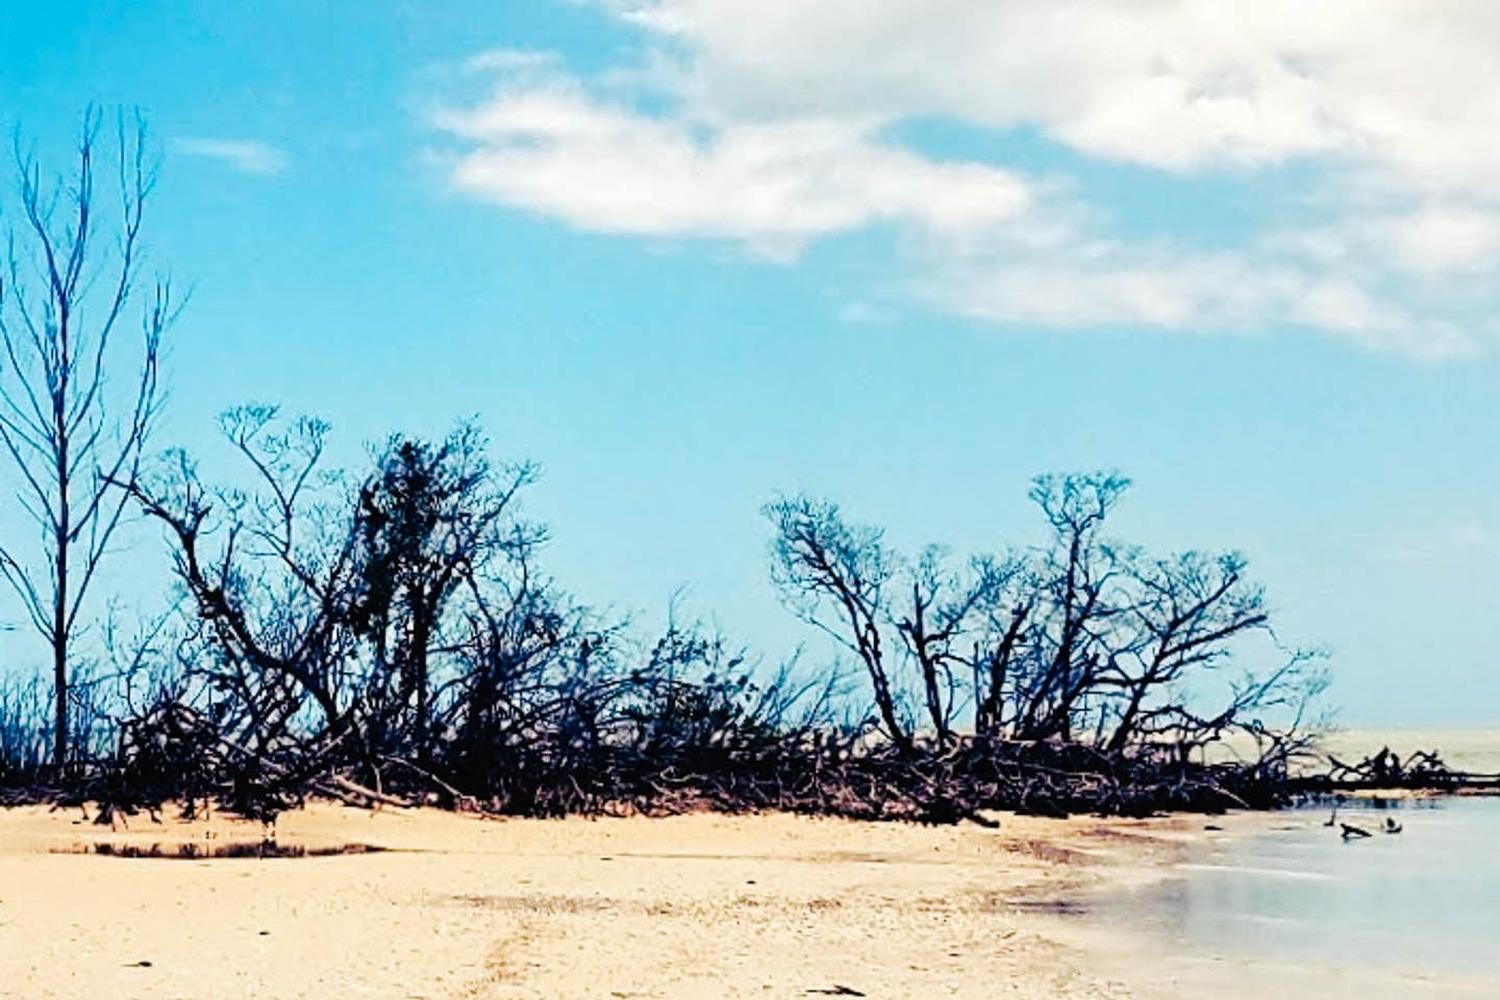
[1300,746,1500,794]
[2,417,1331,825]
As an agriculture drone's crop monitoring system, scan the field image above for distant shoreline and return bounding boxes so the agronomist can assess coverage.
[1315,726,1500,775]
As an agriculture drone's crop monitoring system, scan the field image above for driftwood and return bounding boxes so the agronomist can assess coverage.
[24,685,1485,829]
[1296,746,1500,796]
[319,775,416,810]
[5,727,1294,826]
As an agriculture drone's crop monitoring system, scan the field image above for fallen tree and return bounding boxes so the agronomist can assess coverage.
[1294,746,1500,795]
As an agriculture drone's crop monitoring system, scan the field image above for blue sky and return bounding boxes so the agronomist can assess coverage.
[2,1,1499,725]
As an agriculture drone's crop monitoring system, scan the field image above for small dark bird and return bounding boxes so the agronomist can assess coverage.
[1383,817,1403,834]
[1323,808,1338,828]
[1340,822,1372,840]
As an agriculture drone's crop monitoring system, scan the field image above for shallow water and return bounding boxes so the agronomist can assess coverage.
[1115,797,1500,993]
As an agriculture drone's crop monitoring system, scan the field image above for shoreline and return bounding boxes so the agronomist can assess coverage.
[1065,796,1500,999]
[0,801,1262,999]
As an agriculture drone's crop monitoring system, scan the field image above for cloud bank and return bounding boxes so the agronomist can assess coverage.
[429,3,1500,358]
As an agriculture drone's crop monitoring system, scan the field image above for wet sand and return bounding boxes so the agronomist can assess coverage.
[0,802,1254,1000]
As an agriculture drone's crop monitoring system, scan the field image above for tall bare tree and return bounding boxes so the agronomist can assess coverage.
[1014,472,1131,742]
[0,110,171,768]
[765,495,910,752]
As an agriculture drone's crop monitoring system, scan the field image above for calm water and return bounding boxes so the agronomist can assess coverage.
[1115,797,1500,990]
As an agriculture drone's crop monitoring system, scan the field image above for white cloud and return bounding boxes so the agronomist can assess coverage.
[933,251,1275,331]
[925,242,1479,358]
[173,138,289,175]
[427,2,1500,358]
[434,81,1031,260]
[607,0,1500,189]
[1385,206,1500,276]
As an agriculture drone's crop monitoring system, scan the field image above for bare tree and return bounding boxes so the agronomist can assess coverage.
[1099,550,1268,752]
[765,496,910,752]
[892,545,992,747]
[0,110,172,768]
[766,472,1307,766]
[122,410,361,753]
[351,424,539,763]
[966,553,1033,739]
[1013,472,1131,742]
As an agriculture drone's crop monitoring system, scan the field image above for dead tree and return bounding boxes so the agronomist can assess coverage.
[967,553,1033,739]
[1011,472,1130,743]
[0,110,172,769]
[119,410,565,805]
[766,473,1322,770]
[119,410,363,783]
[765,496,910,752]
[1099,551,1268,752]
[350,424,539,763]
[892,546,999,747]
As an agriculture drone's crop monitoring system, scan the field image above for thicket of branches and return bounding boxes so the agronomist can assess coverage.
[0,111,1331,824]
[1,406,1328,822]
[764,475,1326,766]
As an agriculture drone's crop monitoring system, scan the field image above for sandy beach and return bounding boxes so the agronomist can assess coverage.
[4,732,1496,999]
[0,802,1253,1000]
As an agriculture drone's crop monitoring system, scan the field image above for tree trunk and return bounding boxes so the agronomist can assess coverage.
[52,626,68,769]
[52,347,70,770]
